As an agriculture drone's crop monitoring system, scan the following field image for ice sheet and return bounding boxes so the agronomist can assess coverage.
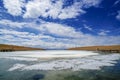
[7,53,120,71]
[0,50,98,61]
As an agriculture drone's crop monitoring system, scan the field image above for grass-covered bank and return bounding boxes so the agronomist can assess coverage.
[68,45,120,53]
[0,44,44,52]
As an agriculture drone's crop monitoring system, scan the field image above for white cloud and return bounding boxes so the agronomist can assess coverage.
[0,20,120,49]
[1,0,119,49]
[0,27,76,49]
[98,30,110,36]
[82,0,102,8]
[0,19,27,28]
[2,0,102,19]
[84,24,93,31]
[0,29,29,36]
[57,2,86,19]
[0,19,84,38]
[3,0,25,16]
[23,0,101,19]
[116,11,120,20]
[23,0,63,18]
[0,19,83,38]
[37,22,83,38]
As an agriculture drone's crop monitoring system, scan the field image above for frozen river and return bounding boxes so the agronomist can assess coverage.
[0,50,120,80]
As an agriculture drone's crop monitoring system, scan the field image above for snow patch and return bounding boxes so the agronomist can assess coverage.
[8,54,120,71]
[8,64,26,71]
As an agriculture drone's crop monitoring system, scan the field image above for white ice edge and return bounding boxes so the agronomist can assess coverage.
[0,51,99,61]
[7,53,120,71]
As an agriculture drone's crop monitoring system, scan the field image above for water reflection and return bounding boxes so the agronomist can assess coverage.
[32,74,44,80]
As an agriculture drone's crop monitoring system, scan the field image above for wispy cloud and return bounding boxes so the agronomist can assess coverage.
[113,0,120,6]
[98,30,110,36]
[84,24,93,31]
[0,19,27,28]
[116,11,120,21]
[0,19,120,49]
[37,22,83,38]
[82,0,102,8]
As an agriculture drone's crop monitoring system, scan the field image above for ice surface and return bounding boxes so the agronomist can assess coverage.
[0,50,98,61]
[7,52,120,71]
[8,64,26,71]
[2,57,38,61]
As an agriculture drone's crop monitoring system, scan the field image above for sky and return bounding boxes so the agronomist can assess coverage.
[0,0,120,49]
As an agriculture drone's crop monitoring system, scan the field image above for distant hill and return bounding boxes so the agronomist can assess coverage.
[0,44,44,51]
[68,45,120,52]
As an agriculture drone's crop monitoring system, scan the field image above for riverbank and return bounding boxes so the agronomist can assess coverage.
[68,45,120,53]
[0,44,44,52]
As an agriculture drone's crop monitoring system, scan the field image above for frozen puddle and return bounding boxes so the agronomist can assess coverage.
[6,51,120,71]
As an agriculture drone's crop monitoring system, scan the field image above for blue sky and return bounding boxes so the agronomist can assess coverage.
[0,0,120,49]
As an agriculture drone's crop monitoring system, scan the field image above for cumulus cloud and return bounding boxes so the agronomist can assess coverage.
[3,0,102,19]
[3,0,25,16]
[57,2,86,19]
[23,0,101,19]
[23,0,62,19]
[23,0,84,19]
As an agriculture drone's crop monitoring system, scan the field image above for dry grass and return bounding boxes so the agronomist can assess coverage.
[0,44,44,51]
[68,45,120,51]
